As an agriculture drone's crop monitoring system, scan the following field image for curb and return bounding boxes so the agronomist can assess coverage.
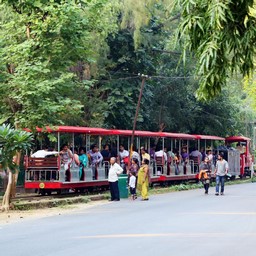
[12,194,109,211]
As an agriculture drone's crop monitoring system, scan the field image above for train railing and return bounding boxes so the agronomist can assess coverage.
[25,156,109,182]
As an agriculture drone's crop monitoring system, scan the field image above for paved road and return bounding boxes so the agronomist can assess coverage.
[1,183,256,256]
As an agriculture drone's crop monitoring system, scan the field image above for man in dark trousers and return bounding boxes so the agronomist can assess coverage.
[108,157,123,201]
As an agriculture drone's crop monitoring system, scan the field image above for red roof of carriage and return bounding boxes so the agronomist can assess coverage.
[28,126,224,141]
[194,135,225,140]
[225,136,251,142]
[161,132,196,140]
[35,126,112,135]
[110,129,159,137]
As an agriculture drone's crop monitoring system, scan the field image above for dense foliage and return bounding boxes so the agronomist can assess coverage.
[0,0,255,138]
[175,0,256,100]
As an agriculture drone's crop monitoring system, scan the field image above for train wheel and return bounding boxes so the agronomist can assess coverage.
[46,190,52,196]
[39,189,46,196]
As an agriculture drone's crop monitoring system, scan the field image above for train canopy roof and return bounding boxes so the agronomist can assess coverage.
[161,132,196,140]
[194,135,225,140]
[225,136,251,142]
[35,126,112,135]
[29,126,224,141]
[110,129,159,137]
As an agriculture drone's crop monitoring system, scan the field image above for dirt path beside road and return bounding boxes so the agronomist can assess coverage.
[0,201,107,226]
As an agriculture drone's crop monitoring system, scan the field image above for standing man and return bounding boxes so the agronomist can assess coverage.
[108,157,123,201]
[214,152,228,196]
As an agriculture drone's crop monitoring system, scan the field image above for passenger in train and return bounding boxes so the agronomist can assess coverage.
[79,147,88,180]
[131,145,141,165]
[137,158,150,201]
[190,148,202,161]
[110,143,118,157]
[31,145,59,158]
[200,147,206,161]
[206,149,213,164]
[181,148,189,174]
[181,148,189,162]
[108,157,123,201]
[119,144,129,173]
[214,152,228,196]
[60,144,73,170]
[236,142,245,154]
[140,147,150,161]
[60,144,73,181]
[155,146,167,162]
[101,144,111,159]
[149,145,156,160]
[87,144,103,180]
[72,148,80,167]
[199,156,211,194]
[173,149,181,175]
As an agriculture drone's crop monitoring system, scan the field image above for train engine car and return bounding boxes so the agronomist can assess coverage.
[225,136,253,177]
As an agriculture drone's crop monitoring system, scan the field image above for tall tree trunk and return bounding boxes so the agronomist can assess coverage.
[1,152,21,212]
[1,168,13,211]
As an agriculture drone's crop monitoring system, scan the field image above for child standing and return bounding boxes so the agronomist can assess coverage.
[128,171,136,200]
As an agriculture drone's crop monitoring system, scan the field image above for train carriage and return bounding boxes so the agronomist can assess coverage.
[24,126,253,194]
[225,136,253,177]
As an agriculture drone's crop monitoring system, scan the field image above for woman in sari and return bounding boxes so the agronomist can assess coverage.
[137,159,150,201]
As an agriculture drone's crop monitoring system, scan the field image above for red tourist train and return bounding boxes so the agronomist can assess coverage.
[24,126,254,194]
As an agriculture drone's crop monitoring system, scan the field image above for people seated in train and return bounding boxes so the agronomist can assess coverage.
[155,147,167,162]
[155,147,167,175]
[31,145,59,158]
[200,147,206,161]
[101,144,111,159]
[189,148,202,161]
[131,145,141,165]
[60,144,73,181]
[140,147,150,162]
[149,145,156,160]
[79,147,88,180]
[206,149,213,163]
[87,144,103,180]
[236,142,245,154]
[72,148,80,167]
[181,147,189,163]
[110,143,118,157]
[167,148,175,162]
[173,149,181,175]
[119,144,129,173]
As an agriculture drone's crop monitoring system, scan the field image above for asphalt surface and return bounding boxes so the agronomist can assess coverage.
[1,183,256,256]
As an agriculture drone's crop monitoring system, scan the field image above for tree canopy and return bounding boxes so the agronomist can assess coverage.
[0,0,255,138]
[175,0,256,100]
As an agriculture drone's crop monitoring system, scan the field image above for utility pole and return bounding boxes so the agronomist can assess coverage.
[130,74,147,156]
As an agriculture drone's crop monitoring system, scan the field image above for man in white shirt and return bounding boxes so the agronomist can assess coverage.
[31,146,59,158]
[108,157,123,201]
[119,144,129,172]
[155,148,167,162]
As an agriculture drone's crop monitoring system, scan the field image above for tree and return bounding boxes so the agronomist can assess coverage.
[0,0,119,128]
[0,124,33,211]
[0,0,119,209]
[175,0,256,99]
